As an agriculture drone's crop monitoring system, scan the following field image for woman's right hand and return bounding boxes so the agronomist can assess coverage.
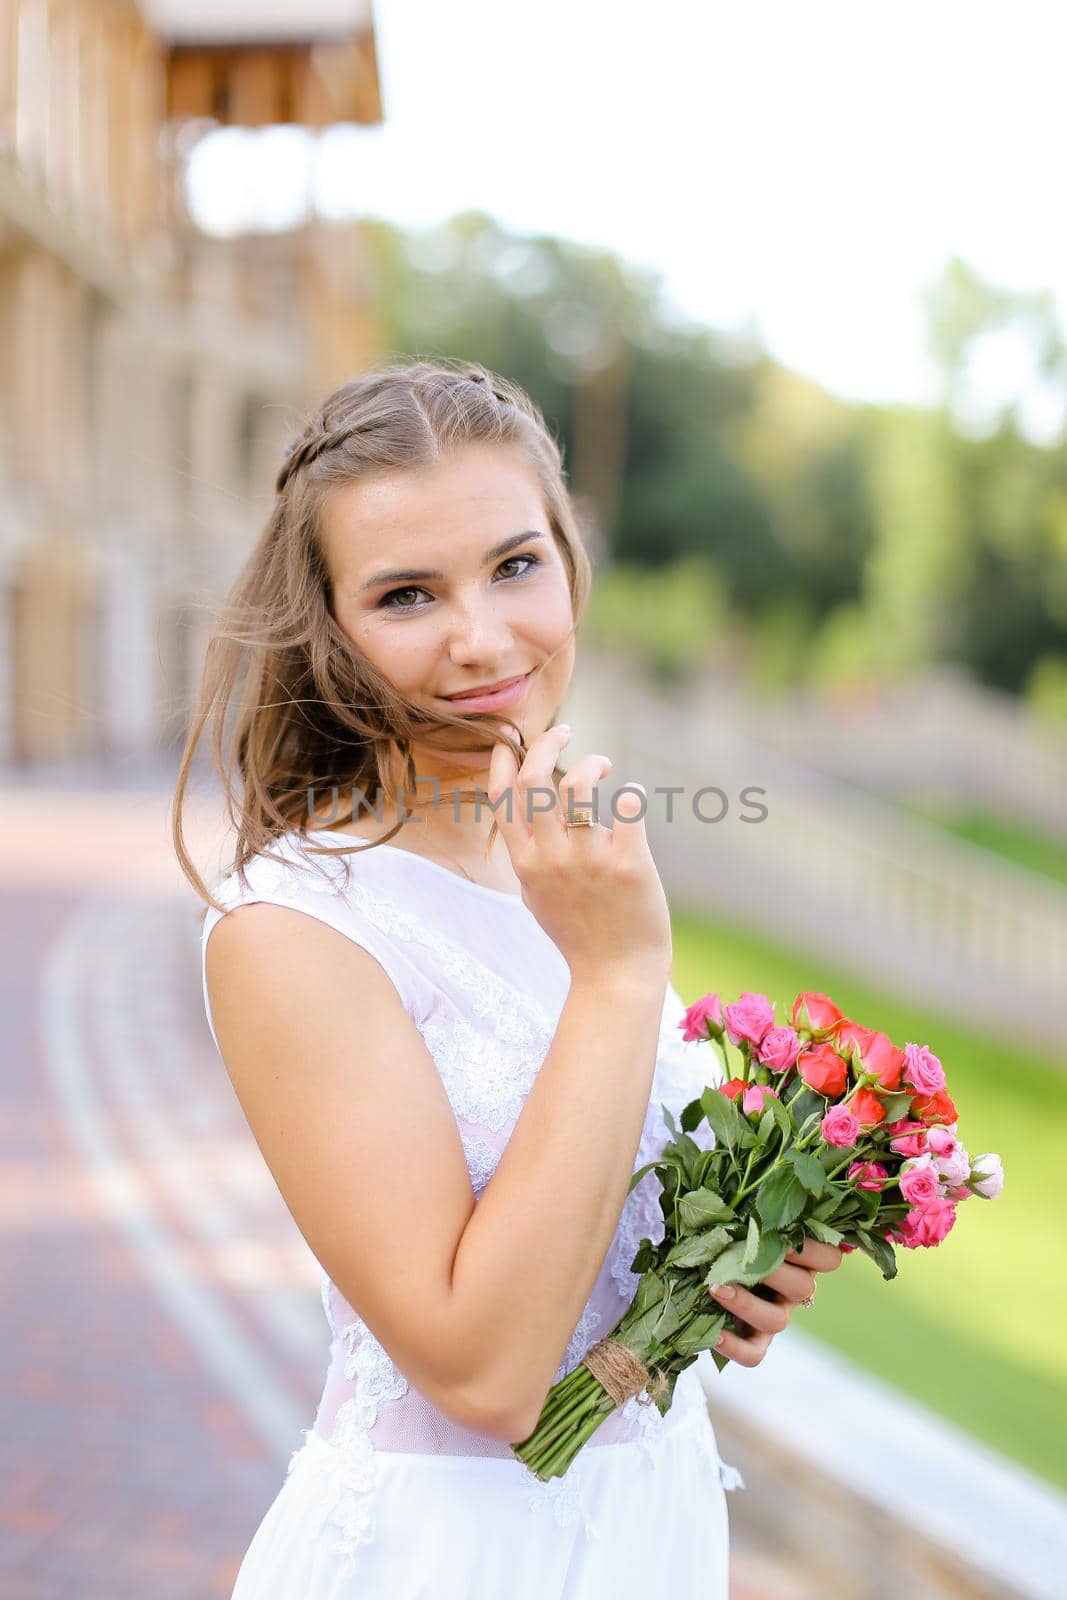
[488,723,673,987]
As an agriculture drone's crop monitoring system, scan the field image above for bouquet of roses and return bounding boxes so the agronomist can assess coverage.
[510,988,1004,1481]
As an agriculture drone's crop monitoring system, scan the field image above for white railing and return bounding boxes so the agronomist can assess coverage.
[563,652,1067,1056]
[714,662,1067,844]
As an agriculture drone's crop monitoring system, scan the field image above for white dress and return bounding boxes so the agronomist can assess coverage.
[200,828,740,1599]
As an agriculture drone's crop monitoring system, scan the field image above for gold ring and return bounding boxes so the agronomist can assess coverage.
[800,1283,818,1308]
[564,809,598,828]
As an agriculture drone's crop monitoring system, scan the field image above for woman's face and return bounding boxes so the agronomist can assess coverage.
[320,441,577,794]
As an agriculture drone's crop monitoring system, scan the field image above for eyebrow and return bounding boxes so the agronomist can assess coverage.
[357,531,547,594]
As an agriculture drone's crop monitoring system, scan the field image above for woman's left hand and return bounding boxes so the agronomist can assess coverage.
[705,1237,844,1368]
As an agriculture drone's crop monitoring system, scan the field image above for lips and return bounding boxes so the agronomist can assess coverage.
[444,673,529,701]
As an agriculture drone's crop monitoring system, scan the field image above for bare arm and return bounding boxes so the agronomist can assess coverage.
[444,966,666,1437]
[206,897,665,1444]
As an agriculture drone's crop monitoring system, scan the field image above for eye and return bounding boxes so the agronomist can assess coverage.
[376,553,542,612]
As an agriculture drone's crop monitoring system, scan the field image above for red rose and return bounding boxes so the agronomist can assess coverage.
[835,1022,905,1089]
[852,1087,887,1127]
[791,991,845,1038]
[718,1078,746,1101]
[911,1087,958,1125]
[797,1042,848,1098]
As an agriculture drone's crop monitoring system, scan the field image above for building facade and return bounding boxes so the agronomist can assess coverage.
[0,0,383,763]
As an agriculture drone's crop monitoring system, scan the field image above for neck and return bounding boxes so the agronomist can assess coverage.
[369,753,503,867]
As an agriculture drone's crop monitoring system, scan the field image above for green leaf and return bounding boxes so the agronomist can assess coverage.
[783,1086,826,1128]
[763,1093,796,1140]
[674,1132,709,1188]
[879,1091,913,1123]
[673,1311,727,1358]
[755,1167,808,1230]
[700,1089,744,1150]
[704,1229,788,1288]
[661,1277,708,1330]
[803,1218,844,1246]
[734,1118,760,1150]
[663,1224,734,1269]
[661,1104,679,1138]
[692,1150,724,1190]
[742,1214,761,1267]
[629,1268,668,1317]
[855,1230,898,1280]
[680,1096,705,1134]
[677,1187,735,1229]
[788,1151,830,1195]
[627,1161,660,1195]
[651,1285,686,1345]
[811,1184,848,1218]
[630,1240,657,1273]
[620,1304,664,1352]
[651,1366,682,1416]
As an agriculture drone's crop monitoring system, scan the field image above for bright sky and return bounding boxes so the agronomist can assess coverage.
[186,0,1067,443]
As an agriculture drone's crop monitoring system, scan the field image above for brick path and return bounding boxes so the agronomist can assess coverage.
[0,759,791,1599]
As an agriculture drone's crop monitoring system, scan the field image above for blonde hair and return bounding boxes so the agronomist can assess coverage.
[172,356,594,913]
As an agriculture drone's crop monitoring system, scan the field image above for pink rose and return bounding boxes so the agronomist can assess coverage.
[821,1104,861,1147]
[888,1120,929,1159]
[903,1042,946,1097]
[757,1026,802,1072]
[679,993,723,1042]
[968,1153,1004,1199]
[723,992,775,1050]
[847,1161,888,1191]
[899,1199,957,1248]
[926,1126,956,1158]
[898,1155,941,1209]
[742,1084,780,1115]
[933,1145,971,1188]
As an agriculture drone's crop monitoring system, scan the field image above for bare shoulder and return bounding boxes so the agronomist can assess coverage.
[205,899,409,1061]
[202,899,492,1421]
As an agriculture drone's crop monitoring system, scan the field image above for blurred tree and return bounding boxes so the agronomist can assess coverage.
[354,213,1067,701]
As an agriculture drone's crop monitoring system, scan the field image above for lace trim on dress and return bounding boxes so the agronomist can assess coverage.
[420,1012,556,1134]
[461,1132,503,1194]
[291,1319,413,1574]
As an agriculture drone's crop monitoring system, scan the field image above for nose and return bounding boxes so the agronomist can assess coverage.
[445,588,514,666]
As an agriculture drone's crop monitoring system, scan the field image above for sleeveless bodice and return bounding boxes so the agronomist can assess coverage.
[200,828,723,1556]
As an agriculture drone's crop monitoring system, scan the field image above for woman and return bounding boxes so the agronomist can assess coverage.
[173,358,841,1598]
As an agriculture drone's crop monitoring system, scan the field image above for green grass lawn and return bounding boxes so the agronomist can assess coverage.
[669,905,1067,1492]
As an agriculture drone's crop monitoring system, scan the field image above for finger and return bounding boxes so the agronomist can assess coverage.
[607,781,651,865]
[517,725,574,846]
[558,753,613,830]
[715,1326,772,1369]
[707,1282,790,1336]
[488,735,529,853]
[760,1262,817,1305]
[786,1239,843,1273]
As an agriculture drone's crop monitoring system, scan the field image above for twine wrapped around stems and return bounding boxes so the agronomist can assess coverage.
[580,1336,667,1407]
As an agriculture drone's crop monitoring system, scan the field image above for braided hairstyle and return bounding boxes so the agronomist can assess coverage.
[172,356,593,912]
